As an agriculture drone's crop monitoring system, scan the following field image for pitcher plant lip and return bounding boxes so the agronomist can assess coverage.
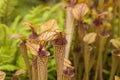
[38,49,50,57]
[53,32,67,46]
[112,49,120,57]
[72,2,89,21]
[99,32,110,37]
[63,67,75,77]
[93,17,103,27]
[53,38,67,46]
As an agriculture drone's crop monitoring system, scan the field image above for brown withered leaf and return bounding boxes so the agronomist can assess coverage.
[115,76,120,80]
[14,69,26,76]
[26,42,39,56]
[23,21,38,31]
[10,34,25,40]
[72,3,89,21]
[110,38,120,49]
[83,32,97,44]
[23,21,32,27]
[12,69,26,80]
[0,71,6,80]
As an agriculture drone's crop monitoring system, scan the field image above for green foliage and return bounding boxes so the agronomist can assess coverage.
[0,64,19,71]
[24,3,65,30]
[0,22,28,71]
[0,0,17,24]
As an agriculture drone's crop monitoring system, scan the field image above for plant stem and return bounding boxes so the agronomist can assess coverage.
[103,36,111,66]
[65,6,74,59]
[83,44,90,80]
[53,44,66,80]
[32,56,38,80]
[73,52,83,80]
[109,49,120,80]
[117,0,120,36]
[111,0,117,38]
[113,0,120,37]
[73,25,84,80]
[37,55,49,80]
[94,34,109,80]
[19,42,32,80]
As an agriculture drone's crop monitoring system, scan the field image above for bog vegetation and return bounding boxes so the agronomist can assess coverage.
[0,0,120,80]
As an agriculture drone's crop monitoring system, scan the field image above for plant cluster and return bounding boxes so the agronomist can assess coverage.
[10,20,74,80]
[0,0,120,80]
[64,0,120,80]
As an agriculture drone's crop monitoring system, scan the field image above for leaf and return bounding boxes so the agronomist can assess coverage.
[40,19,60,32]
[72,3,89,21]
[10,34,25,40]
[115,76,120,80]
[0,64,19,71]
[16,54,26,69]
[26,42,39,56]
[23,21,32,27]
[37,30,57,42]
[83,32,97,44]
[64,58,74,69]
[12,69,26,80]
[0,0,17,24]
[64,58,71,65]
[0,71,6,80]
[37,19,61,43]
[110,38,120,49]
[14,69,26,76]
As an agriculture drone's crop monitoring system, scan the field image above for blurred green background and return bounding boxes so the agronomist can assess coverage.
[0,0,65,80]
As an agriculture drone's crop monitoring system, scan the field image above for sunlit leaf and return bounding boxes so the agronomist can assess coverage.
[37,30,57,42]
[26,42,39,56]
[40,19,60,32]
[64,58,74,69]
[23,21,32,27]
[110,38,120,49]
[72,3,89,21]
[12,69,26,80]
[83,32,97,44]
[23,21,38,31]
[10,34,25,40]
[14,69,26,76]
[34,19,62,44]
[0,64,19,71]
[64,58,71,65]
[0,71,6,80]
[115,76,120,80]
